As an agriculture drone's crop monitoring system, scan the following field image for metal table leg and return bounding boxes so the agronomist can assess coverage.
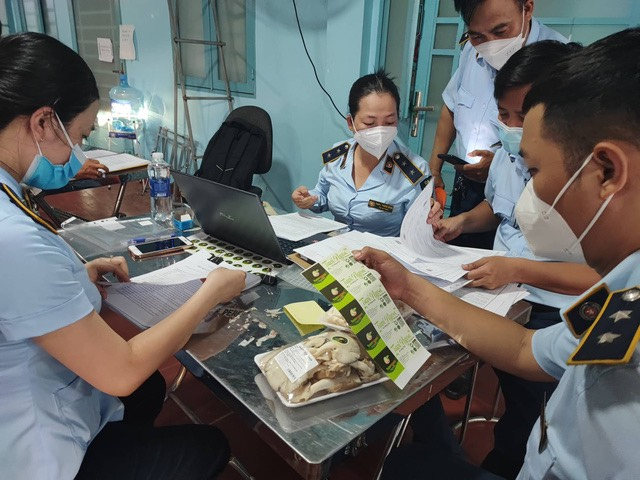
[372,415,412,480]
[112,181,128,217]
[458,362,479,445]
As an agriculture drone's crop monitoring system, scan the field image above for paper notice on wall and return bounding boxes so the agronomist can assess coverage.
[119,25,136,60]
[97,37,114,62]
[302,248,430,389]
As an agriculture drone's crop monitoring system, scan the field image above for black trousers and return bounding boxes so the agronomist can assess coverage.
[381,397,504,480]
[481,308,560,480]
[390,309,561,480]
[448,173,496,250]
[76,371,230,480]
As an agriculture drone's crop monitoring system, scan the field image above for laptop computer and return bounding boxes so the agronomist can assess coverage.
[172,171,325,264]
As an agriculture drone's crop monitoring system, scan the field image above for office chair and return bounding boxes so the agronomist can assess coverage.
[198,106,273,198]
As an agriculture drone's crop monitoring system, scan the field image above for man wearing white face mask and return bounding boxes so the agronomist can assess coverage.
[434,40,599,479]
[428,0,565,251]
[292,70,438,237]
[357,28,640,480]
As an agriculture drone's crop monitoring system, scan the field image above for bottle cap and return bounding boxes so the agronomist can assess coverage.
[152,152,164,161]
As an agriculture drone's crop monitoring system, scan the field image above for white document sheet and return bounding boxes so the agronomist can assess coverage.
[97,37,114,62]
[451,282,529,316]
[131,249,261,288]
[119,25,136,60]
[86,149,150,172]
[104,250,261,331]
[400,182,507,266]
[294,230,371,262]
[294,230,472,283]
[269,212,346,241]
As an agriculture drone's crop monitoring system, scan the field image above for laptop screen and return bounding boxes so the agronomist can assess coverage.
[171,171,289,263]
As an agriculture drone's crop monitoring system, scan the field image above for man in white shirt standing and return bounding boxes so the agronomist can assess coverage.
[428,0,565,250]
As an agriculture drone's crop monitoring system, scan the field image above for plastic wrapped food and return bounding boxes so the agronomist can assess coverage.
[257,331,382,405]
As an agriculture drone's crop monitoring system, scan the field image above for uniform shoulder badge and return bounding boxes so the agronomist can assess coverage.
[563,284,611,338]
[322,142,350,165]
[567,285,640,366]
[383,156,394,174]
[392,152,424,185]
[420,176,432,191]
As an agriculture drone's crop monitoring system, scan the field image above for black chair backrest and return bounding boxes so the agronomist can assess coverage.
[225,106,272,174]
[195,106,272,191]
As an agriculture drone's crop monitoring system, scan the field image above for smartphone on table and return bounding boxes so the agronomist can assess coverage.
[437,153,469,166]
[127,236,192,260]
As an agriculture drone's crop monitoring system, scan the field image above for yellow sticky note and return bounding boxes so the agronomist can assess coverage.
[283,301,325,336]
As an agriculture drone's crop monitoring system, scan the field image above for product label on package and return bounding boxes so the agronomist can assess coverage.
[275,344,319,383]
[302,248,430,389]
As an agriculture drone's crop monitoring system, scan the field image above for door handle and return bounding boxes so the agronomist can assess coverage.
[410,91,435,137]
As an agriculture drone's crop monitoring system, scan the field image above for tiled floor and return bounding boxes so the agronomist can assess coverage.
[45,181,502,479]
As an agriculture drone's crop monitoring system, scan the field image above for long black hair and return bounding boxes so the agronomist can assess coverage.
[0,32,98,130]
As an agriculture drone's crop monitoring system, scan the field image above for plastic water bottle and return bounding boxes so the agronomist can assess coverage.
[109,73,143,139]
[148,152,173,226]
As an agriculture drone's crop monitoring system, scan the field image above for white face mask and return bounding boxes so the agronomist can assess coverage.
[352,123,397,159]
[474,9,527,70]
[514,153,614,263]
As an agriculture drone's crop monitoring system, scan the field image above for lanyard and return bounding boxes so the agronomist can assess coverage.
[1,183,58,235]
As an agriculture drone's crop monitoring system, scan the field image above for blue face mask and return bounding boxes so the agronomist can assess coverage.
[22,112,87,190]
[496,118,523,157]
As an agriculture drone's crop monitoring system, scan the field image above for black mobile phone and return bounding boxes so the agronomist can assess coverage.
[127,236,192,259]
[437,153,469,166]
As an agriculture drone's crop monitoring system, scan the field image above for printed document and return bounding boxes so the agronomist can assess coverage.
[269,212,346,241]
[104,250,260,331]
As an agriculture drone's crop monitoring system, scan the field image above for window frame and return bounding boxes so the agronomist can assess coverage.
[181,0,256,97]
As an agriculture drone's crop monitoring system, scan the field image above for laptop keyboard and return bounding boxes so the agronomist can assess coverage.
[277,237,308,255]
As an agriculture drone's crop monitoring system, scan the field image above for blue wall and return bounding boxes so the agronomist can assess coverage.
[119,0,366,211]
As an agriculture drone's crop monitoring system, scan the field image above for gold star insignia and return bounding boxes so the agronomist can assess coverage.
[597,332,621,344]
[610,310,632,322]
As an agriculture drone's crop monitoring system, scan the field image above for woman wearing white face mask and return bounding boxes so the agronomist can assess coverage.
[292,70,439,237]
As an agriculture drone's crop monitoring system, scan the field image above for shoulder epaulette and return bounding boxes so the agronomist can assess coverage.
[392,152,424,185]
[322,142,350,165]
[567,285,640,366]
